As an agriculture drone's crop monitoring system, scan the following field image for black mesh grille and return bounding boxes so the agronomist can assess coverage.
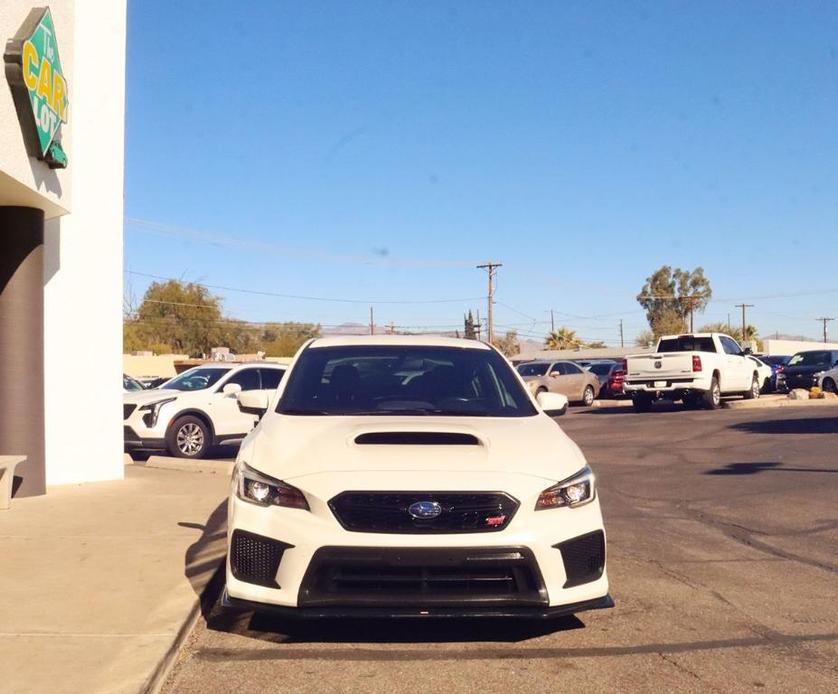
[555,530,605,588]
[229,530,292,588]
[124,404,136,420]
[329,491,519,534]
[299,546,547,607]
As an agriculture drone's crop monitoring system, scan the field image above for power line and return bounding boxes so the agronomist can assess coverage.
[125,270,482,306]
[125,217,475,269]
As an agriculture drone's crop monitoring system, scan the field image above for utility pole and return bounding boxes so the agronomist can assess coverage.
[619,319,624,348]
[735,304,754,343]
[550,309,555,333]
[475,309,482,341]
[816,317,834,343]
[369,306,374,335]
[476,262,502,344]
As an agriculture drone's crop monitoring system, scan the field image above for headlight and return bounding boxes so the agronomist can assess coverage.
[138,397,176,427]
[235,462,309,510]
[535,466,595,510]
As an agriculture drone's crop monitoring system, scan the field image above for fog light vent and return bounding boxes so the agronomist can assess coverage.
[229,530,292,588]
[555,530,605,588]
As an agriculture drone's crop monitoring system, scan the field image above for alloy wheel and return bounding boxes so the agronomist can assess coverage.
[176,422,204,456]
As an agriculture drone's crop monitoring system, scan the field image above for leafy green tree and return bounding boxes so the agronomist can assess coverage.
[545,327,582,350]
[637,266,712,337]
[635,329,655,348]
[124,280,228,356]
[463,310,477,340]
[260,322,321,357]
[493,331,520,357]
[698,322,760,343]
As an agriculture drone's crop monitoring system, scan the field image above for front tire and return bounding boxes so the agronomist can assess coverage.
[823,378,837,394]
[582,385,595,407]
[743,374,760,400]
[166,415,211,459]
[702,377,721,410]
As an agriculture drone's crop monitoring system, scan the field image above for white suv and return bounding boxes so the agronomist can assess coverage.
[123,363,286,459]
[224,335,611,620]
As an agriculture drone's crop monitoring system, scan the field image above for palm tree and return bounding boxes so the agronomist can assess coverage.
[545,327,582,350]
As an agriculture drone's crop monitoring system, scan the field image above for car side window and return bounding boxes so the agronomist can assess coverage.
[549,363,564,375]
[720,337,741,355]
[225,368,261,391]
[260,368,285,390]
[563,363,583,375]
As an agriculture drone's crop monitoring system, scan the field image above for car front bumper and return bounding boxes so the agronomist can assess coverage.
[225,490,611,615]
[123,425,165,450]
[222,589,614,619]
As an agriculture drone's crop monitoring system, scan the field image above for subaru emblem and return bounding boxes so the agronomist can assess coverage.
[408,500,442,519]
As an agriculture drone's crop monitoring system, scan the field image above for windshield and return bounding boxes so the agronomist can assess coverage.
[516,362,549,377]
[657,337,716,353]
[279,345,538,417]
[161,367,231,391]
[123,374,144,391]
[787,351,830,367]
[588,363,614,376]
[760,355,789,366]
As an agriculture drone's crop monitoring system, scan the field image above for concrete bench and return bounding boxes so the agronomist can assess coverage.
[0,456,26,510]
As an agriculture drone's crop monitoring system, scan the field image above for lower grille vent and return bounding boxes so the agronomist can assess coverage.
[229,530,292,588]
[555,530,605,588]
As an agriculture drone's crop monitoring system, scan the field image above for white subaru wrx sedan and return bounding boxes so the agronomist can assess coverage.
[224,335,612,619]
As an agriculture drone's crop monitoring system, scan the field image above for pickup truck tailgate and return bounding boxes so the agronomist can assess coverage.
[626,353,694,380]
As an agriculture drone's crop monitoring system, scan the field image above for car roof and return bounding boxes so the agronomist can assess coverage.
[184,362,285,370]
[308,335,492,350]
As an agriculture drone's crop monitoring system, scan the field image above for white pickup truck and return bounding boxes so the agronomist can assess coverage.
[624,333,761,412]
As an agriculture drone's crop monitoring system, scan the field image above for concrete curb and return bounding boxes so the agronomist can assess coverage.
[723,396,838,410]
[592,399,632,408]
[141,562,226,694]
[140,456,235,475]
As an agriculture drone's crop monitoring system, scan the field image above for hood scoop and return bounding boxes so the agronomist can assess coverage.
[354,432,481,446]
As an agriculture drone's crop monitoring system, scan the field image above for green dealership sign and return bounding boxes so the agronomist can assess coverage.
[4,7,69,168]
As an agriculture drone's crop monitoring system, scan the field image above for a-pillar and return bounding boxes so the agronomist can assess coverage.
[0,206,45,497]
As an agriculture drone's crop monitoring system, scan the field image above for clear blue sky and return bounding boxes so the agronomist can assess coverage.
[125,1,838,344]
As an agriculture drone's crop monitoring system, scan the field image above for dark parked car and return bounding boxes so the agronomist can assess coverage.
[758,355,790,392]
[586,361,626,398]
[781,350,838,391]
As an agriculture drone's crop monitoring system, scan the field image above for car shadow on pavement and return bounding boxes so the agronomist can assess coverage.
[206,610,585,644]
[705,461,838,475]
[182,501,229,622]
[730,417,838,435]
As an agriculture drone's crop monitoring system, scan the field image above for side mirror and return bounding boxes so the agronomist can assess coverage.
[537,391,568,417]
[550,371,561,378]
[222,383,242,396]
[742,347,753,356]
[238,390,269,416]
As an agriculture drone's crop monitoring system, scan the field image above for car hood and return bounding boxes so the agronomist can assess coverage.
[241,413,587,484]
[123,389,186,406]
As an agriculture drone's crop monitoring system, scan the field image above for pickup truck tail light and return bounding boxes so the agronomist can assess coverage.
[692,355,702,372]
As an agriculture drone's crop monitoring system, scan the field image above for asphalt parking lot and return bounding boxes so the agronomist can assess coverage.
[164,405,838,693]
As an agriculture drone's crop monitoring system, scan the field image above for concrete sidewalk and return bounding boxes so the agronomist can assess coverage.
[0,464,229,694]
